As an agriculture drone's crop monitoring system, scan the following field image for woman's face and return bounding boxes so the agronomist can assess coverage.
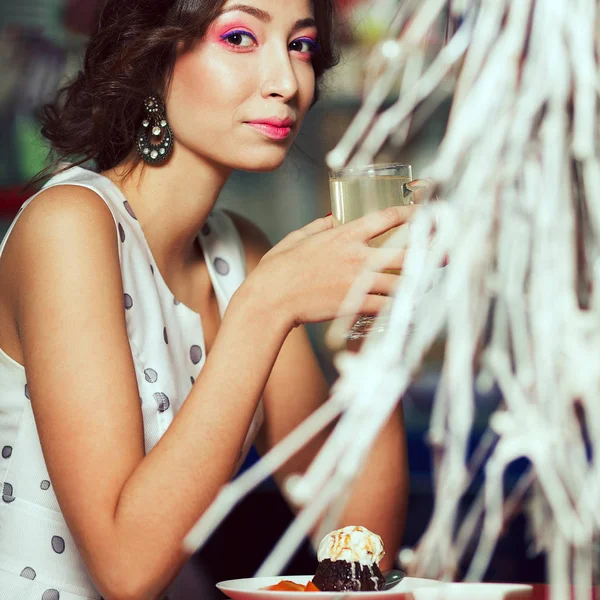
[166,0,318,172]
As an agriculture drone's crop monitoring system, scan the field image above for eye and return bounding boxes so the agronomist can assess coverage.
[222,30,256,47]
[289,38,318,54]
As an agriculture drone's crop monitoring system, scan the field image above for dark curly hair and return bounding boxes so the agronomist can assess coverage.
[36,0,338,180]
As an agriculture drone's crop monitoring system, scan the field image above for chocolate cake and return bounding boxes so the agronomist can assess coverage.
[311,526,386,592]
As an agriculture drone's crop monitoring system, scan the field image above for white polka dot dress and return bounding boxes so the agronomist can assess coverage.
[0,166,264,599]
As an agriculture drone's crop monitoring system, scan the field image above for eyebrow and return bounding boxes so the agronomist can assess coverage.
[221,4,317,32]
[221,4,272,22]
[291,17,317,33]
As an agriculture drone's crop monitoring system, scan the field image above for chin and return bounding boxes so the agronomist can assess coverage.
[235,152,289,173]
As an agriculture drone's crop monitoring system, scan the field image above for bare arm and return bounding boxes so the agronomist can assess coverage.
[231,213,409,571]
[11,188,295,599]
[259,323,409,571]
[8,189,413,599]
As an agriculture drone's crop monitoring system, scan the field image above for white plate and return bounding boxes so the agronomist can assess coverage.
[217,576,533,600]
[411,582,533,600]
[216,575,442,600]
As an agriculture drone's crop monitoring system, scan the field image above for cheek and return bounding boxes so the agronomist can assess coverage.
[296,65,316,115]
[168,49,252,126]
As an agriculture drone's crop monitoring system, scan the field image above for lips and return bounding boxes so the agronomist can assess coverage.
[251,117,295,128]
[246,117,295,140]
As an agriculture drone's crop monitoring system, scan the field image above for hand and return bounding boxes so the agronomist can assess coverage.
[405,178,436,204]
[248,205,418,329]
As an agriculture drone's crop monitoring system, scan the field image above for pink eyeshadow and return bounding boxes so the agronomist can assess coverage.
[207,20,255,41]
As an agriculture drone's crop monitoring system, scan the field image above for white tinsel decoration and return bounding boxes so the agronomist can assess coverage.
[185,2,600,597]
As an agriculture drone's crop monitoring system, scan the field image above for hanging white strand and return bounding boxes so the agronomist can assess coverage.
[183,2,600,594]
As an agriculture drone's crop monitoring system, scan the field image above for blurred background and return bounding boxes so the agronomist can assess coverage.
[0,0,543,595]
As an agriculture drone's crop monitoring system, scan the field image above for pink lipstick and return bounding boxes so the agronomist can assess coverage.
[246,118,294,140]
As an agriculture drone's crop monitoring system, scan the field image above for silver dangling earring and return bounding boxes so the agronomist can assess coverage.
[136,95,173,164]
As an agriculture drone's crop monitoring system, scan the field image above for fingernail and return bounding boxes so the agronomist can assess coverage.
[406,182,427,191]
[406,178,434,191]
[325,212,332,217]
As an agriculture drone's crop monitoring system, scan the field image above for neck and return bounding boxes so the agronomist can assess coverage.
[104,145,233,271]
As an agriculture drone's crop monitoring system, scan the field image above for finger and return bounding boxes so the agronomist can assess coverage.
[298,215,334,238]
[280,215,334,247]
[368,247,406,272]
[359,293,394,316]
[369,272,402,296]
[346,205,418,242]
[406,178,435,204]
[406,178,434,189]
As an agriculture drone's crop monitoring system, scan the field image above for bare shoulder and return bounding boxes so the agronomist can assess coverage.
[224,209,272,272]
[7,184,117,269]
[16,183,115,239]
[3,183,121,320]
[0,184,120,364]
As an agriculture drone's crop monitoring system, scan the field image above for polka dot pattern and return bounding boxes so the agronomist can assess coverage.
[51,536,65,554]
[123,201,137,220]
[214,257,230,275]
[20,567,36,580]
[3,482,14,503]
[1,174,256,596]
[153,392,170,412]
[190,345,203,365]
[144,369,158,383]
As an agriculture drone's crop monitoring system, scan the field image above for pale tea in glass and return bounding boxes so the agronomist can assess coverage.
[328,163,413,342]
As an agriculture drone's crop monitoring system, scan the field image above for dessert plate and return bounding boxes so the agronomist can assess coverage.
[410,582,532,600]
[216,575,442,600]
[217,576,533,600]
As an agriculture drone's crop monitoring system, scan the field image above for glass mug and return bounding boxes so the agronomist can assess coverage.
[327,163,414,345]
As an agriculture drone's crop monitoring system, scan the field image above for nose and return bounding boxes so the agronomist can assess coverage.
[259,45,299,101]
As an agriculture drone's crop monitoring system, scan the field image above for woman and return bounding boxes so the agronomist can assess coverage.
[0,0,412,598]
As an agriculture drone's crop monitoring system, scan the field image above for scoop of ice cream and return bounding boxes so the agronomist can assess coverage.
[316,526,385,566]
